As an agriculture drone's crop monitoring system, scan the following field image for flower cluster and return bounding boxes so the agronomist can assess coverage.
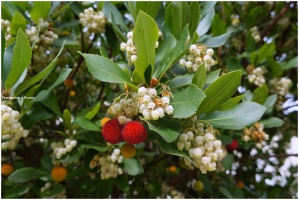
[177,121,223,173]
[250,26,261,43]
[242,122,269,149]
[1,104,29,150]
[108,93,139,124]
[179,44,216,72]
[89,148,123,180]
[41,182,66,198]
[1,19,12,45]
[247,65,267,86]
[138,87,174,120]
[231,15,240,26]
[269,77,292,110]
[51,139,77,159]
[79,7,107,33]
[158,183,185,199]
[120,31,160,65]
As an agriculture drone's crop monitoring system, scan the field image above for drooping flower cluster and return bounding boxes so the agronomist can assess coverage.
[1,104,29,150]
[250,26,261,43]
[1,19,12,45]
[120,31,160,65]
[157,183,185,199]
[79,7,107,33]
[269,77,292,110]
[138,87,174,120]
[247,65,267,86]
[177,120,224,173]
[242,122,269,149]
[179,44,216,72]
[51,139,77,159]
[41,182,66,198]
[89,148,123,180]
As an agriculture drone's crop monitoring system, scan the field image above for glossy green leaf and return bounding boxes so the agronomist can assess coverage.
[8,167,41,183]
[21,85,40,113]
[10,11,26,36]
[245,32,256,53]
[21,104,53,129]
[189,1,200,36]
[221,153,234,170]
[60,147,85,163]
[198,70,242,114]
[263,94,277,113]
[243,90,253,102]
[172,2,190,39]
[33,68,72,102]
[252,84,269,105]
[41,154,53,172]
[172,84,206,118]
[202,102,266,130]
[259,117,284,128]
[74,117,100,131]
[4,184,32,198]
[196,7,215,37]
[5,29,31,90]
[202,31,233,48]
[217,134,233,145]
[211,14,226,36]
[218,95,243,111]
[110,14,127,42]
[30,1,51,23]
[200,1,217,18]
[133,11,159,83]
[81,144,108,152]
[123,158,144,176]
[206,68,221,84]
[124,2,137,22]
[85,102,101,120]
[219,186,234,198]
[192,63,206,89]
[281,56,298,70]
[2,2,31,21]
[266,56,283,77]
[146,117,181,143]
[256,42,275,64]
[157,136,190,159]
[41,184,65,198]
[79,53,136,89]
[41,92,63,118]
[136,1,161,20]
[62,109,72,132]
[226,57,247,75]
[169,74,194,89]
[103,2,129,32]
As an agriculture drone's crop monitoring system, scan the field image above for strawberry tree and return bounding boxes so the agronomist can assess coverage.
[1,1,298,198]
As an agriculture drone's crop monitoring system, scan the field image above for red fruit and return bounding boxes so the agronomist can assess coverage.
[102,119,123,144]
[226,139,239,151]
[121,121,148,144]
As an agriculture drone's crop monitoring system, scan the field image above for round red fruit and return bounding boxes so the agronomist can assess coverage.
[121,121,148,144]
[226,139,239,151]
[102,119,123,144]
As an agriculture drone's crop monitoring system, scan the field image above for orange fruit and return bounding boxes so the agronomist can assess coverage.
[121,143,136,158]
[51,166,68,182]
[64,79,74,88]
[236,180,244,189]
[1,163,14,176]
[69,90,76,96]
[100,117,111,127]
[169,165,177,173]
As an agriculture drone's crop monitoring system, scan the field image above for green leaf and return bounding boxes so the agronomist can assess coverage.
[192,63,206,89]
[218,95,243,111]
[146,117,181,143]
[200,1,217,18]
[172,84,206,118]
[263,94,277,113]
[85,102,101,120]
[252,84,269,105]
[226,57,247,75]
[157,136,190,159]
[245,32,256,53]
[79,53,136,89]
[259,117,284,128]
[8,167,41,183]
[123,158,144,176]
[221,153,234,171]
[256,42,275,64]
[124,2,137,22]
[21,104,53,129]
[243,90,253,102]
[110,14,127,42]
[33,68,72,102]
[266,56,283,77]
[41,92,63,118]
[103,2,129,32]
[15,40,67,96]
[4,184,32,198]
[74,117,100,131]
[133,11,159,83]
[41,184,65,198]
[189,1,200,36]
[63,109,72,131]
[217,135,233,145]
[281,56,298,70]
[136,1,161,20]
[21,85,40,112]
[201,31,233,48]
[60,147,85,163]
[197,70,242,114]
[2,2,31,22]
[10,11,26,36]
[211,14,226,36]
[202,102,266,130]
[196,7,215,37]
[41,154,53,172]
[81,144,108,152]
[219,186,234,199]
[169,74,194,90]
[206,68,221,84]
[172,2,190,39]
[5,29,31,90]
[30,1,51,23]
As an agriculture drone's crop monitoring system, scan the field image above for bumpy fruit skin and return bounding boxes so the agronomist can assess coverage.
[51,166,68,182]
[121,121,148,144]
[64,79,74,88]
[1,163,14,176]
[193,180,204,192]
[121,143,136,158]
[102,119,123,144]
[226,139,239,151]
[100,117,111,127]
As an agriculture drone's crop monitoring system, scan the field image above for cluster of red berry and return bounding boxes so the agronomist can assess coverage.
[102,119,147,144]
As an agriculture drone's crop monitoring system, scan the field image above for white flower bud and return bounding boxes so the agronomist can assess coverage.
[204,133,214,142]
[185,61,193,68]
[204,141,214,151]
[118,115,127,124]
[189,44,197,53]
[156,107,165,117]
[213,140,222,149]
[142,95,151,103]
[70,140,77,147]
[148,88,157,97]
[161,97,170,106]
[155,41,159,48]
[151,110,160,120]
[177,141,184,151]
[201,156,211,165]
[164,105,174,115]
[179,133,188,142]
[206,48,214,56]
[138,87,147,96]
[195,136,204,145]
[185,141,191,150]
[114,103,122,111]
[179,59,186,66]
[127,31,133,39]
[142,109,151,120]
[193,147,203,158]
[186,131,194,141]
